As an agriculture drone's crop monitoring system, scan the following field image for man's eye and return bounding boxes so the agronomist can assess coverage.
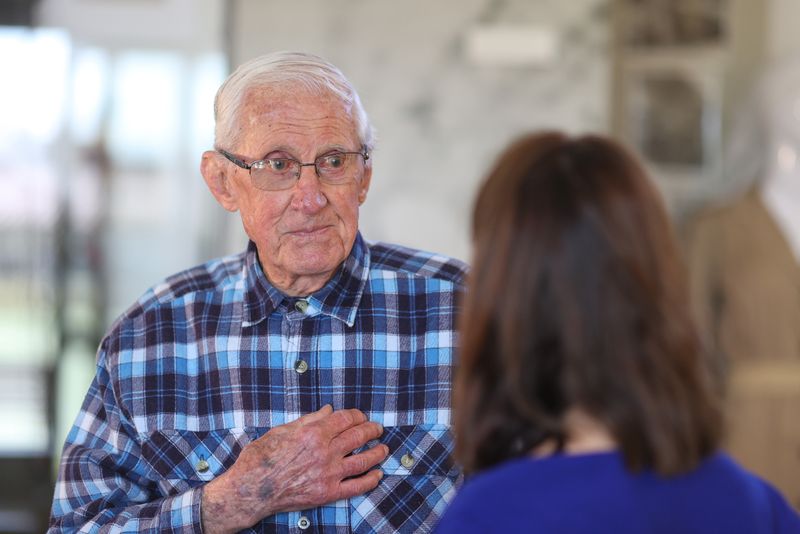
[267,159,289,172]
[322,154,344,168]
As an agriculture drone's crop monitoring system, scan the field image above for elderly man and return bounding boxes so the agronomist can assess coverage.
[50,52,466,533]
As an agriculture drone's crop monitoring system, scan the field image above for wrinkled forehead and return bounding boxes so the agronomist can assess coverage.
[235,84,360,151]
[240,83,354,121]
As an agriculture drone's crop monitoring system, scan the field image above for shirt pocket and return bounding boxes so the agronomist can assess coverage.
[350,424,461,533]
[140,427,254,497]
[377,424,458,477]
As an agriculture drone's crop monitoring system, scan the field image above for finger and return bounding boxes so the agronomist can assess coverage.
[335,469,384,500]
[341,444,389,478]
[295,404,334,426]
[317,408,368,434]
[330,421,384,453]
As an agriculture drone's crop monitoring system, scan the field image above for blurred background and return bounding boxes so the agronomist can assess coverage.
[1,0,798,531]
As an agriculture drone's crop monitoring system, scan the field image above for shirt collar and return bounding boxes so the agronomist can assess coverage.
[242,232,370,327]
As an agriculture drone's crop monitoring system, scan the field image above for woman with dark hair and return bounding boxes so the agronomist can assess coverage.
[436,132,800,533]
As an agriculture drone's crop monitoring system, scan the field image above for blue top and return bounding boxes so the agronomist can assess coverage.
[50,233,467,533]
[435,451,800,534]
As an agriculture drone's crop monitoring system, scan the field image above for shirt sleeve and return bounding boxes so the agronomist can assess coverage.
[48,340,204,533]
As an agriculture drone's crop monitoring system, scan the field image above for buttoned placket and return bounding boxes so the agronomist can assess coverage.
[281,301,305,416]
[284,302,333,533]
[292,299,311,375]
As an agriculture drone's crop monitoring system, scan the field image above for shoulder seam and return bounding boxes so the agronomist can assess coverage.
[368,241,468,283]
[112,252,246,327]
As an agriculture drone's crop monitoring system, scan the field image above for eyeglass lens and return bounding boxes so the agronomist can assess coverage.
[250,152,365,191]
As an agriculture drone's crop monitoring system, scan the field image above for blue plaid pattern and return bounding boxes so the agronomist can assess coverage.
[50,233,467,533]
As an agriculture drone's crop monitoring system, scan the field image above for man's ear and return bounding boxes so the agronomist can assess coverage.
[358,163,372,205]
[201,151,239,212]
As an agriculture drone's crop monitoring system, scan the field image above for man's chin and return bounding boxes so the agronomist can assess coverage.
[285,247,345,277]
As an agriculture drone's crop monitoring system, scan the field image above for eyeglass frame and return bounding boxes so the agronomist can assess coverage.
[216,146,370,191]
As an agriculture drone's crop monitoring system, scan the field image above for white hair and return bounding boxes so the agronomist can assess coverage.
[213,51,376,152]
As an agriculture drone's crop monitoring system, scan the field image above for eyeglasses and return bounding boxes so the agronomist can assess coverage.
[217,147,370,191]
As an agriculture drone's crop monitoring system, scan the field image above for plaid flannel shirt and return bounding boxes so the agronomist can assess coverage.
[50,232,467,533]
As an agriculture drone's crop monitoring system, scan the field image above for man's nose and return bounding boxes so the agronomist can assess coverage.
[290,164,328,212]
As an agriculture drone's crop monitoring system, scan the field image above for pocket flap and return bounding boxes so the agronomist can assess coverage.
[141,428,252,483]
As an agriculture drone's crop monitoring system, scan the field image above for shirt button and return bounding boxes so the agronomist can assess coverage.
[297,516,310,530]
[294,299,309,313]
[195,458,210,473]
[400,452,415,468]
[294,359,309,374]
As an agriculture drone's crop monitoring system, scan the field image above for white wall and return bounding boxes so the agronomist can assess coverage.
[228,0,611,262]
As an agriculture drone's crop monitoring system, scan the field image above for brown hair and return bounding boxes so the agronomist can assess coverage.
[454,132,722,476]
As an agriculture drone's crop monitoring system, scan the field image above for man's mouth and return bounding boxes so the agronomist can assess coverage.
[287,225,332,237]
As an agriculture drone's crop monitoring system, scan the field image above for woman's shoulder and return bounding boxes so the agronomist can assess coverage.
[695,453,800,530]
[435,453,632,533]
[632,452,800,532]
[446,453,627,514]
[436,452,800,533]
